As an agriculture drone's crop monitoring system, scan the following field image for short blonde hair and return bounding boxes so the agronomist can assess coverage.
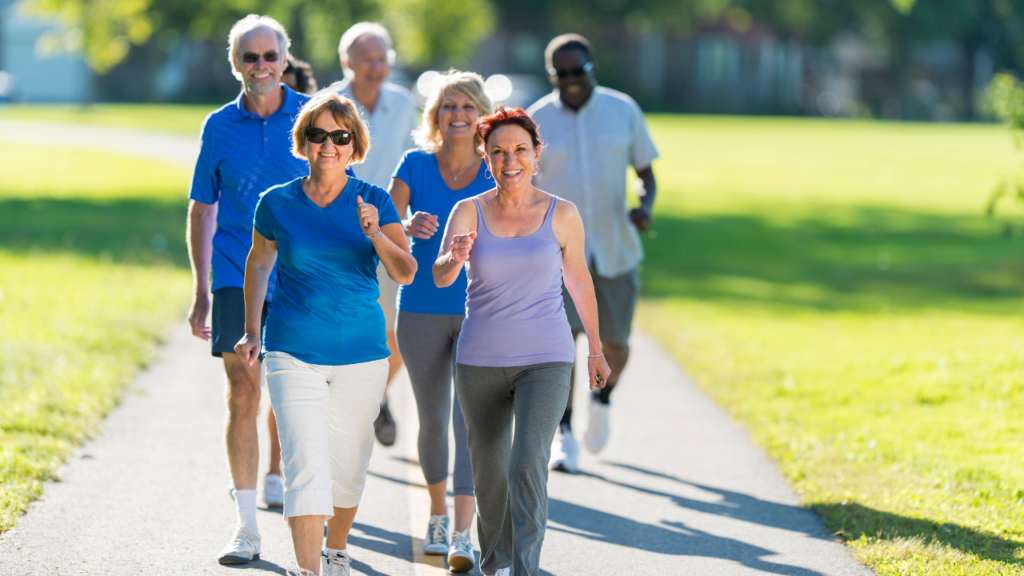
[227,15,290,82]
[413,70,493,154]
[292,93,370,164]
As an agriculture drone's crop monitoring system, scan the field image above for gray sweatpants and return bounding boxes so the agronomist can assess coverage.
[455,362,572,576]
[395,310,473,496]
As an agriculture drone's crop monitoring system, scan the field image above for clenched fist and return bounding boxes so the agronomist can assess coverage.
[406,211,439,239]
[356,195,379,235]
[451,231,476,263]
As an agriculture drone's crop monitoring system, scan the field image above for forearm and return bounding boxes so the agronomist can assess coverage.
[242,256,271,334]
[637,169,657,212]
[373,235,417,284]
[565,278,602,355]
[432,253,464,288]
[187,202,216,293]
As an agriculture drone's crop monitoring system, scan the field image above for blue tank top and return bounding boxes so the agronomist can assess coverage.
[456,196,576,367]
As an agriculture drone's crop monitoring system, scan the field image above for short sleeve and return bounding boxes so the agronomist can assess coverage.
[376,188,401,227]
[392,150,416,185]
[253,192,276,241]
[629,101,659,171]
[188,116,220,204]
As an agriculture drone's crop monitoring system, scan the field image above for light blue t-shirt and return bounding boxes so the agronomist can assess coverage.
[254,176,401,365]
[188,85,310,297]
[393,149,493,315]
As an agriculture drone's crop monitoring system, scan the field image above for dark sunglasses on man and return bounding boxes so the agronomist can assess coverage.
[548,61,594,79]
[305,127,354,146]
[242,51,279,64]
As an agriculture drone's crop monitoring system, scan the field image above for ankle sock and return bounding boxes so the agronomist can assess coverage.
[324,547,348,559]
[233,489,259,532]
[559,407,573,430]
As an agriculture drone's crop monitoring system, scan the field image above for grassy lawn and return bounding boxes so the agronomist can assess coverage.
[0,103,216,134]
[638,115,1024,575]
[0,142,191,533]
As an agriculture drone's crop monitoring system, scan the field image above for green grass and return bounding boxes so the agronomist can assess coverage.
[638,115,1024,574]
[0,142,191,533]
[0,103,215,134]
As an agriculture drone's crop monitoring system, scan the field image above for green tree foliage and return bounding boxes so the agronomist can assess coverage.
[24,0,494,74]
[985,72,1024,230]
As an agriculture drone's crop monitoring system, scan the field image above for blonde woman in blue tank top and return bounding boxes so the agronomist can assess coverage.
[434,106,611,576]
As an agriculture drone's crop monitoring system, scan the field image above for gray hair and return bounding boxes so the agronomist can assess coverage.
[338,22,396,77]
[227,14,291,81]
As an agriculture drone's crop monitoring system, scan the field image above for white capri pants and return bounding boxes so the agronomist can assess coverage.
[264,351,389,518]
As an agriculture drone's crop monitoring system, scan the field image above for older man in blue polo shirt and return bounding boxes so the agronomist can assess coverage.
[186,14,337,565]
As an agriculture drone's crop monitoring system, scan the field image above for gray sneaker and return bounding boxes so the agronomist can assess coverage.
[423,514,450,555]
[447,530,476,572]
[217,524,260,565]
[321,549,353,576]
[263,473,284,508]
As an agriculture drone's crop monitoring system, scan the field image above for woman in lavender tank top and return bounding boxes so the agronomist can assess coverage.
[433,106,611,576]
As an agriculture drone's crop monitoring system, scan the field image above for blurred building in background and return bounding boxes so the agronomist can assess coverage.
[0,0,1004,122]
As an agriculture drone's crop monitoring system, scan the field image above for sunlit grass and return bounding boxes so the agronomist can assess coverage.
[0,103,215,134]
[639,115,1024,574]
[0,143,190,533]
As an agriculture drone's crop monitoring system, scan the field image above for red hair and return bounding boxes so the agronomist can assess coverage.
[476,105,543,152]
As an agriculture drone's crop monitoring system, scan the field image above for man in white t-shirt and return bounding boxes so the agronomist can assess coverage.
[321,22,419,447]
[528,33,659,474]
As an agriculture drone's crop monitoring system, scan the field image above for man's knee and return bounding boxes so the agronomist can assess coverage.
[602,341,629,372]
[224,358,260,415]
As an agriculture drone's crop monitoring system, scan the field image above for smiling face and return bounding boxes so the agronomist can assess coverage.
[305,112,353,173]
[485,124,540,194]
[437,91,481,144]
[235,26,285,96]
[345,34,389,92]
[549,47,594,108]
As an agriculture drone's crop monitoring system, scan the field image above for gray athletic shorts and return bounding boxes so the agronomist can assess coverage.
[211,287,269,357]
[561,265,639,346]
[377,262,399,331]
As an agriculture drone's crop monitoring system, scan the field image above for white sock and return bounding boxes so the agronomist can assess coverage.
[324,547,348,559]
[233,489,259,532]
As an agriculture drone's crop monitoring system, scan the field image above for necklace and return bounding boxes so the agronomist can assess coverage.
[441,155,480,182]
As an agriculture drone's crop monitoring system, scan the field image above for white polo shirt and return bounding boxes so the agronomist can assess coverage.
[528,87,659,278]
[321,80,419,189]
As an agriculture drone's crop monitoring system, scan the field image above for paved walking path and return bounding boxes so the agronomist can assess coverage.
[0,120,874,575]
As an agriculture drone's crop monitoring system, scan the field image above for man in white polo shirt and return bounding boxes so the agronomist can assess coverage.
[528,33,659,474]
[321,22,419,447]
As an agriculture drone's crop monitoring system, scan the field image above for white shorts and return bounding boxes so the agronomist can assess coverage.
[264,351,389,517]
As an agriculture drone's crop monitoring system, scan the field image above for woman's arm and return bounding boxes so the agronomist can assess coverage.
[388,176,438,240]
[234,229,278,367]
[554,199,611,389]
[433,200,478,288]
[357,195,417,285]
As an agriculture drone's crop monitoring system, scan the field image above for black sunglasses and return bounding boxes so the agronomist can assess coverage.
[548,61,593,79]
[242,51,279,64]
[305,127,353,146]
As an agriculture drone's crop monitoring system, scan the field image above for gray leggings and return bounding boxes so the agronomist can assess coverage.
[455,362,572,576]
[395,310,473,496]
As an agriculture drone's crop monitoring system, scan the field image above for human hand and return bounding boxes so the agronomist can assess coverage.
[406,212,439,239]
[356,195,379,236]
[588,353,611,391]
[629,207,652,232]
[451,231,476,263]
[188,292,211,341]
[234,331,262,367]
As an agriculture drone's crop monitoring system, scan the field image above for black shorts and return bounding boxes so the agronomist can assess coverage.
[211,287,269,357]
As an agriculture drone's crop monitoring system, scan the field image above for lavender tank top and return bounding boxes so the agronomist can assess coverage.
[456,196,576,367]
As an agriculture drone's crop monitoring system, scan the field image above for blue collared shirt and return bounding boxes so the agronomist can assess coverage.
[188,85,311,297]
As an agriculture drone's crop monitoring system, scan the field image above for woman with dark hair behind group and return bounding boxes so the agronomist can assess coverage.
[282,56,318,94]
[433,106,611,576]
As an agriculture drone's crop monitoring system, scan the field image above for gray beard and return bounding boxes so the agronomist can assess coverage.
[245,77,277,96]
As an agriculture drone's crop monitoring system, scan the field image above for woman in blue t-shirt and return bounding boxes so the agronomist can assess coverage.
[234,93,416,576]
[388,70,493,572]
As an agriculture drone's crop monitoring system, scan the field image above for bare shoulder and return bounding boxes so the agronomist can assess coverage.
[551,195,581,223]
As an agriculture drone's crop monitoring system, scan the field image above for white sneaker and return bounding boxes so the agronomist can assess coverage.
[263,473,284,508]
[584,395,611,454]
[321,549,353,576]
[495,568,511,576]
[549,423,578,473]
[286,562,317,576]
[217,524,261,565]
[423,514,450,555]
[447,530,476,572]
